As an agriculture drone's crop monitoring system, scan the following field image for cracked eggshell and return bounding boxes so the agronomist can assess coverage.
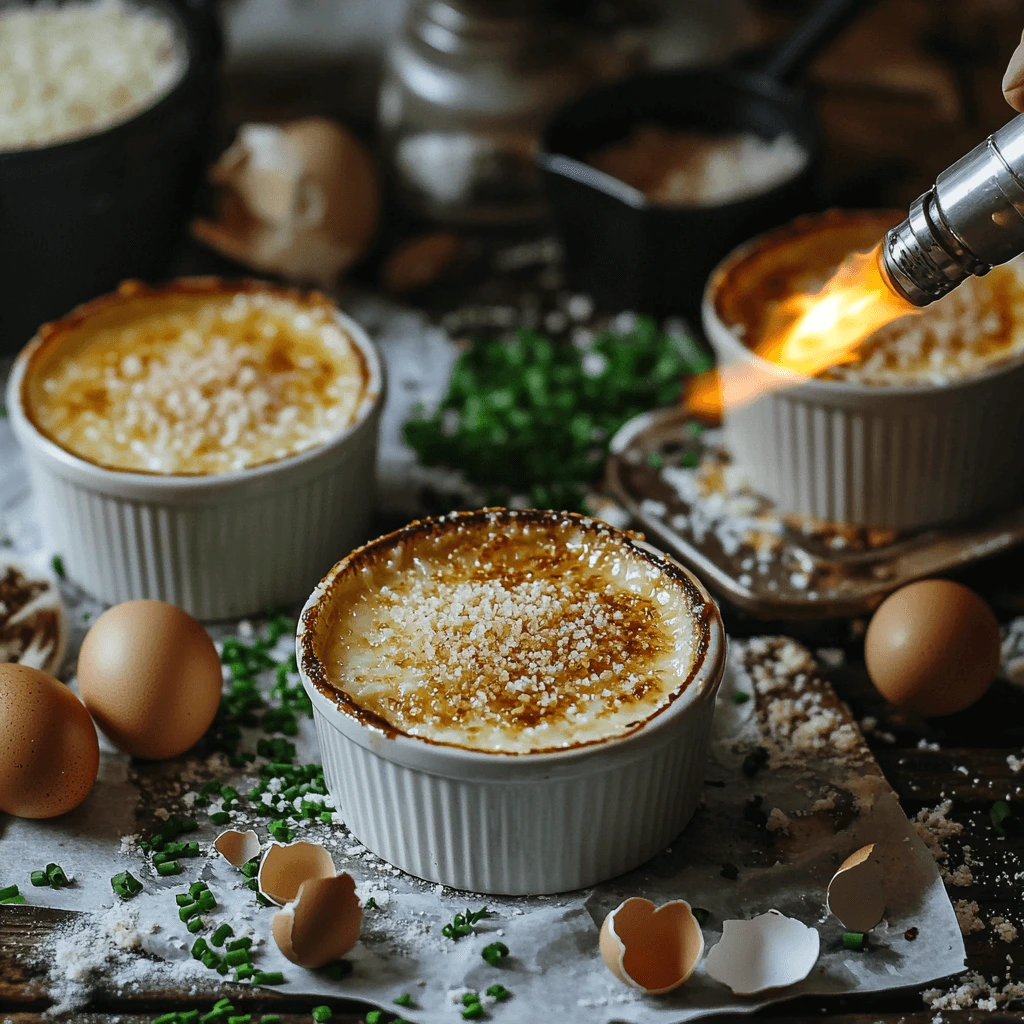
[705,911,819,996]
[599,897,705,994]
[0,558,68,676]
[214,829,261,868]
[827,844,885,932]
[192,117,379,289]
[272,872,362,968]
[258,840,336,905]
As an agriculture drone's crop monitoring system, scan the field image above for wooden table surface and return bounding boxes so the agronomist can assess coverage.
[5,0,1024,1020]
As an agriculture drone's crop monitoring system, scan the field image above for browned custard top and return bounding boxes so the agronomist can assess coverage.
[23,281,370,476]
[314,511,704,753]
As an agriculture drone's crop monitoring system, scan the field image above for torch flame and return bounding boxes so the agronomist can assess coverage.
[687,242,920,418]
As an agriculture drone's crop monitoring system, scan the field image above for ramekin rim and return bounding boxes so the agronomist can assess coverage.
[295,508,727,771]
[5,279,385,492]
[701,207,1024,399]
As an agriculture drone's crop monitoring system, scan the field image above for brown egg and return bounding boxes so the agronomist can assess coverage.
[0,663,99,817]
[864,580,1000,716]
[77,600,222,759]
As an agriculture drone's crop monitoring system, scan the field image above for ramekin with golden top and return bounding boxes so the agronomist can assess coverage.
[703,209,1024,531]
[298,508,726,895]
[6,278,384,619]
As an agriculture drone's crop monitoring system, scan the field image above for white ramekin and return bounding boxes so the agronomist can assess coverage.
[297,509,726,895]
[6,280,384,620]
[703,210,1024,531]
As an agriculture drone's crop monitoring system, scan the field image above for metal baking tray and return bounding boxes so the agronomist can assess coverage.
[606,406,1024,620]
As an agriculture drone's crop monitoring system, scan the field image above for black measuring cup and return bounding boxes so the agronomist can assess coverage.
[538,0,877,317]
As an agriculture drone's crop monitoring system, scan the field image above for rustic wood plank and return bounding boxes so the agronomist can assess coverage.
[875,748,1024,804]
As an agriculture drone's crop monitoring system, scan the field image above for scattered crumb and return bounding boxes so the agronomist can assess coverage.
[766,808,791,833]
[953,899,985,936]
[990,917,1019,944]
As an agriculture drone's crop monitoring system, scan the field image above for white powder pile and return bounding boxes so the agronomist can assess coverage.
[590,125,807,207]
[0,0,187,152]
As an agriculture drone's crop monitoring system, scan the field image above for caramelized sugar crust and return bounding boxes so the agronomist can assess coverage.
[304,510,710,754]
[22,279,371,476]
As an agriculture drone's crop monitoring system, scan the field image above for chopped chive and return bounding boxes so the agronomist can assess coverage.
[154,1013,180,1024]
[228,1015,251,1024]
[180,1013,200,1024]
[51,554,65,578]
[312,1008,332,1022]
[30,871,47,887]
[692,907,710,926]
[191,937,209,959]
[260,1018,281,1024]
[461,993,480,1006]
[991,800,1014,834]
[234,964,253,981]
[481,941,509,966]
[364,897,378,910]
[225,948,250,968]
[462,1003,484,1020]
[211,923,234,947]
[720,863,739,880]
[843,931,866,950]
[0,894,26,904]
[200,950,221,970]
[179,903,201,922]
[394,993,414,1007]
[45,863,69,888]
[321,961,351,980]
[319,810,334,824]
[732,690,750,705]
[486,983,511,1001]
[209,811,231,826]
[365,1013,382,1024]
[252,970,284,985]
[189,881,209,898]
[226,936,252,952]
[0,884,20,901]
[176,892,194,906]
[198,891,217,912]
[111,871,142,899]
[187,916,205,934]
[240,860,259,879]
[157,860,182,876]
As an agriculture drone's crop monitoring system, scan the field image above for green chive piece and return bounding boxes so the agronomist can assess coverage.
[720,862,739,880]
[209,811,231,826]
[481,941,509,966]
[234,965,253,982]
[154,1013,180,1024]
[187,916,205,934]
[260,1017,281,1024]
[180,1013,200,1024]
[321,961,351,980]
[252,970,284,985]
[211,923,234,947]
[176,892,194,906]
[51,555,65,578]
[319,811,334,824]
[157,860,182,876]
[461,993,479,1006]
[0,894,26,904]
[30,871,47,887]
[44,863,69,888]
[227,1015,251,1023]
[198,891,217,912]
[991,799,1014,834]
[364,897,377,910]
[692,907,710,926]
[200,951,221,970]
[240,860,259,878]
[179,903,201,922]
[462,1003,485,1020]
[111,871,142,899]
[191,938,209,959]
[843,931,866,950]
[226,936,252,952]
[225,948,249,968]
[311,1008,332,1022]
[394,993,414,1007]
[486,984,511,1001]
[189,880,208,898]
[0,884,20,901]
[732,691,751,705]
[365,1013,382,1024]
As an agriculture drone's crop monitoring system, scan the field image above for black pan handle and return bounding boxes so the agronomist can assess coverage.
[759,0,879,85]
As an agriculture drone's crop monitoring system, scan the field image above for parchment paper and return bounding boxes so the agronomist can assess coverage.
[0,299,966,1020]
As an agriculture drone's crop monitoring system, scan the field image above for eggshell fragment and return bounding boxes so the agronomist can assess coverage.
[193,117,379,289]
[272,872,362,968]
[214,829,261,868]
[258,841,336,906]
[0,663,99,818]
[0,558,68,676]
[827,844,885,933]
[599,897,705,994]
[705,910,819,996]
[1005,30,1024,112]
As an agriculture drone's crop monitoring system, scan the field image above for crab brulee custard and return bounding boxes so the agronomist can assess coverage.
[22,279,370,476]
[306,510,710,754]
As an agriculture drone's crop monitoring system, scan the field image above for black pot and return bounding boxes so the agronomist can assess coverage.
[0,0,222,353]
[539,70,820,318]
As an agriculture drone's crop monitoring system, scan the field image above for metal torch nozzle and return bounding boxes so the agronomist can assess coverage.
[881,113,1024,307]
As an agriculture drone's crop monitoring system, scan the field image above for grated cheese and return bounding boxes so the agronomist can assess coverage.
[0,0,186,152]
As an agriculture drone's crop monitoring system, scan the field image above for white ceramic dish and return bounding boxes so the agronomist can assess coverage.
[6,280,384,620]
[297,509,726,895]
[702,209,1024,531]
